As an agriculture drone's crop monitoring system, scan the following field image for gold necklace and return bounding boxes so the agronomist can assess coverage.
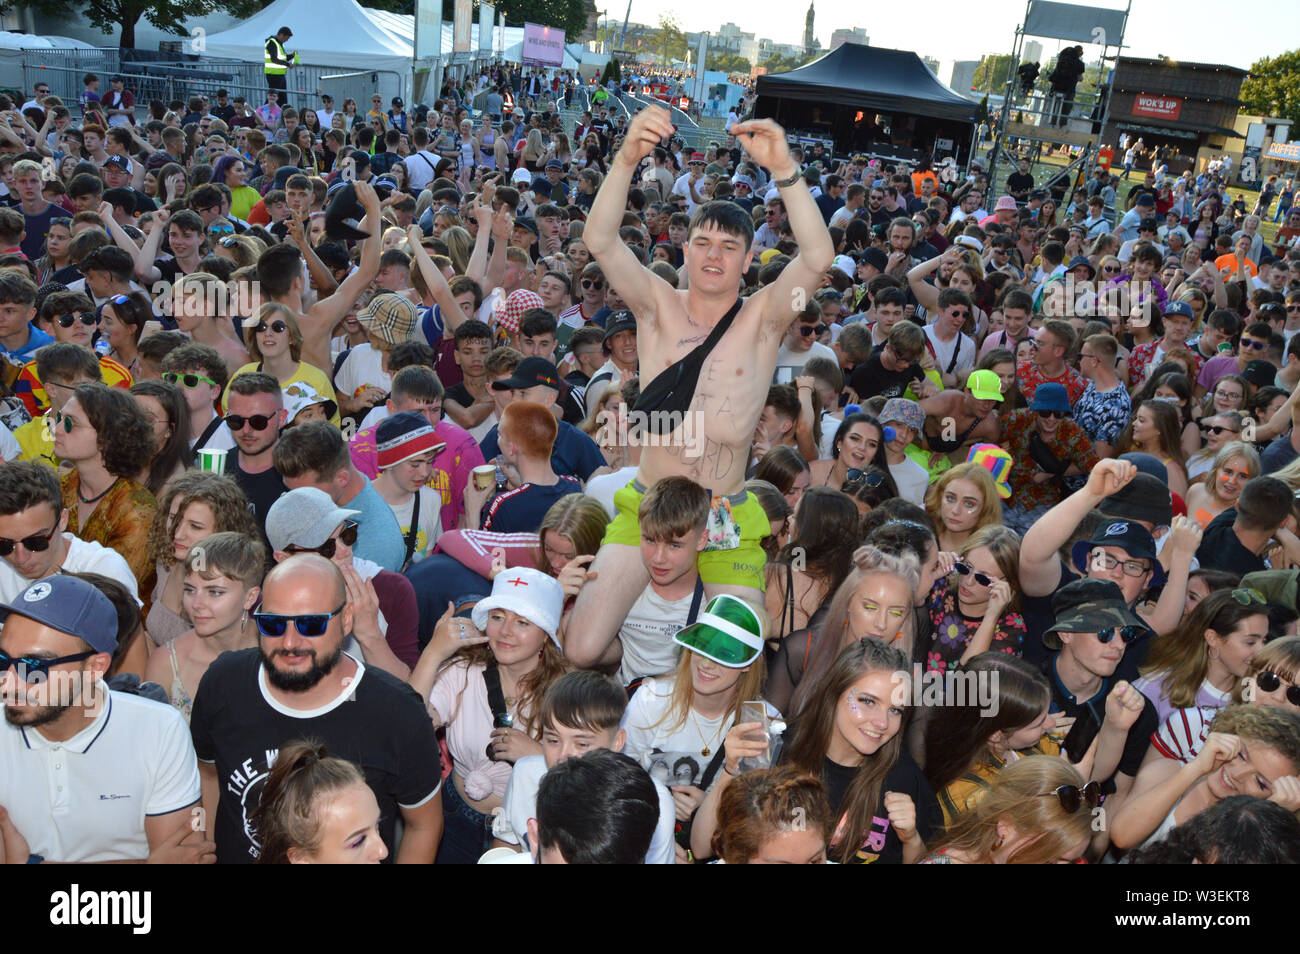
[689,708,726,757]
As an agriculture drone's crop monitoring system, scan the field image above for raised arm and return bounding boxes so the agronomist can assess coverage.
[906,252,946,313]
[1020,458,1138,597]
[311,181,382,327]
[585,105,674,325]
[407,224,469,332]
[733,119,834,336]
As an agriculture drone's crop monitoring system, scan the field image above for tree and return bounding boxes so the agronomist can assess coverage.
[4,0,257,48]
[762,51,817,74]
[707,51,752,75]
[652,13,688,66]
[972,53,1016,95]
[975,94,989,125]
[1241,48,1300,126]
[494,0,590,38]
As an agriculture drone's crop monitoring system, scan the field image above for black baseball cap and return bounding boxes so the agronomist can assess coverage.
[1070,519,1166,587]
[491,356,562,392]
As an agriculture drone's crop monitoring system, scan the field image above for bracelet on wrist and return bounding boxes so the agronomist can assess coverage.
[773,169,802,188]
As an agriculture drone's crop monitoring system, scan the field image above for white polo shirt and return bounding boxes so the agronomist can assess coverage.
[0,535,140,605]
[0,688,201,862]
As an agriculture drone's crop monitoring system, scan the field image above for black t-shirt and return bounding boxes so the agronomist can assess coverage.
[817,751,938,864]
[849,348,924,401]
[1042,654,1158,793]
[1196,509,1267,575]
[1006,172,1035,198]
[224,456,287,547]
[445,382,474,409]
[190,648,441,863]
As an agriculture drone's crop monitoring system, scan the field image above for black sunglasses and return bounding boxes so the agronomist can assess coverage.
[1036,409,1071,420]
[799,324,827,336]
[1255,670,1300,706]
[581,279,604,290]
[224,412,274,431]
[283,521,359,559]
[0,649,96,683]
[953,561,997,587]
[253,603,346,638]
[1095,625,1142,644]
[1040,781,1103,814]
[0,522,60,557]
[254,320,288,335]
[57,313,97,328]
[1200,424,1236,436]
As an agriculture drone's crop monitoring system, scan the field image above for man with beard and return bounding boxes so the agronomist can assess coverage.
[189,554,443,863]
[0,575,212,863]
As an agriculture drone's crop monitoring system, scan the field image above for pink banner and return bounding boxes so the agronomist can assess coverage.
[522,22,565,66]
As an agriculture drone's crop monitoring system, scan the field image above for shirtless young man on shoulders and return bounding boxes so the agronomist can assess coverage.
[565,105,833,669]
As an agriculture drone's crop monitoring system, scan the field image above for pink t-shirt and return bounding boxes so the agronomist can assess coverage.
[350,418,484,531]
[428,660,518,801]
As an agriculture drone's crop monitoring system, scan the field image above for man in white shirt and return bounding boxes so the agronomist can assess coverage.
[923,289,977,389]
[0,461,140,604]
[775,304,837,379]
[316,93,337,130]
[671,152,710,215]
[0,574,210,863]
[878,399,931,505]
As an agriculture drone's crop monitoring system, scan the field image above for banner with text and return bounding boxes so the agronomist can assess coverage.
[454,0,472,53]
[1132,94,1182,120]
[522,22,566,67]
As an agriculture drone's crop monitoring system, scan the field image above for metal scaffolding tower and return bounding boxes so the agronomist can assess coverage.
[986,0,1130,204]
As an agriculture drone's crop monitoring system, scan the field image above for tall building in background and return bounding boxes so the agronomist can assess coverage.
[1023,40,1043,65]
[830,27,868,50]
[803,2,815,53]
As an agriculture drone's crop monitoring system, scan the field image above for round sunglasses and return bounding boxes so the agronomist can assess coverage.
[283,521,359,559]
[253,320,288,335]
[1255,670,1300,706]
[56,313,97,328]
[1040,780,1103,814]
[224,413,274,432]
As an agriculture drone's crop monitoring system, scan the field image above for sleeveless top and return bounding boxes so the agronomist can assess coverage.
[146,562,191,646]
[166,639,194,724]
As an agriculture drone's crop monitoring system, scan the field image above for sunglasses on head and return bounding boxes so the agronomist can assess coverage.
[163,371,217,390]
[1040,781,1103,814]
[56,313,97,328]
[1255,670,1300,706]
[255,319,288,335]
[0,650,97,684]
[1095,625,1142,644]
[0,522,60,557]
[953,561,997,587]
[253,603,346,638]
[283,521,359,559]
[1036,409,1070,420]
[224,412,274,431]
[108,294,132,306]
[1231,588,1266,606]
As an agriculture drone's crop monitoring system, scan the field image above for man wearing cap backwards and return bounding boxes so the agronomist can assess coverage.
[191,555,442,863]
[1020,459,1200,679]
[917,369,1004,466]
[0,575,212,863]
[998,381,1099,535]
[569,106,833,668]
[1040,577,1157,821]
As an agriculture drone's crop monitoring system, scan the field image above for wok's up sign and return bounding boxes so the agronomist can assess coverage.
[1131,94,1182,120]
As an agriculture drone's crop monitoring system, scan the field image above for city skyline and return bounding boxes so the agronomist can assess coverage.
[605,0,1297,70]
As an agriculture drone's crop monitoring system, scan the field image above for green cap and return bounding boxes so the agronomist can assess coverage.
[673,594,764,668]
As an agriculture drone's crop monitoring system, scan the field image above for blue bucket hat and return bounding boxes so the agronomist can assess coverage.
[1029,382,1071,414]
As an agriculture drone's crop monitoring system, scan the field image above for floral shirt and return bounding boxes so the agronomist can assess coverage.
[1016,358,1086,407]
[1127,337,1205,389]
[1073,381,1132,446]
[61,472,157,598]
[998,408,1100,511]
[926,577,1025,674]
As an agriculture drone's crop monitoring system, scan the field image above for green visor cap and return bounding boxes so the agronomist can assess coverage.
[673,594,765,668]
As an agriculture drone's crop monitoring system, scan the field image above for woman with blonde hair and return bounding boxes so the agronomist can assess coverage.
[1184,442,1260,529]
[924,462,1003,554]
[440,225,472,275]
[922,756,1095,863]
[1133,587,1269,725]
[145,471,260,646]
[1111,704,1300,852]
[521,127,546,173]
[143,531,264,722]
[772,545,920,717]
[925,525,1026,673]
[225,302,340,425]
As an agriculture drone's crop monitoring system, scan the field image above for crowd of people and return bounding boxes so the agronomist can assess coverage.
[0,67,1298,866]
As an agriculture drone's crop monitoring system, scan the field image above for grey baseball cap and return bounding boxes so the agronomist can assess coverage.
[0,575,119,654]
[265,487,359,553]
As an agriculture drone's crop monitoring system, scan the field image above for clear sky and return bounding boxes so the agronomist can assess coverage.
[604,0,1298,70]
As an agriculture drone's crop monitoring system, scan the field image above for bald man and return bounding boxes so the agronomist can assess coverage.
[190,554,444,863]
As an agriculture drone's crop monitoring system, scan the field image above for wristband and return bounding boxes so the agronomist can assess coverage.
[773,170,802,188]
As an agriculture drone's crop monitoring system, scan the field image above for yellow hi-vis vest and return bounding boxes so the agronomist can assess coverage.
[265,37,291,75]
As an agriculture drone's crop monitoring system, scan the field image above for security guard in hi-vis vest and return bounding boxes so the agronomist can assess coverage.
[264,26,299,101]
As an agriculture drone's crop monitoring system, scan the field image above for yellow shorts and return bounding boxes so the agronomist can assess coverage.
[602,480,767,590]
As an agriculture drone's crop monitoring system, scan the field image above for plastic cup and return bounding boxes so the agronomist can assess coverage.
[197,448,228,474]
[473,464,498,491]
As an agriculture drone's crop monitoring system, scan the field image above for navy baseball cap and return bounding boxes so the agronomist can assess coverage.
[1071,519,1166,588]
[1164,301,1195,320]
[0,576,119,654]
